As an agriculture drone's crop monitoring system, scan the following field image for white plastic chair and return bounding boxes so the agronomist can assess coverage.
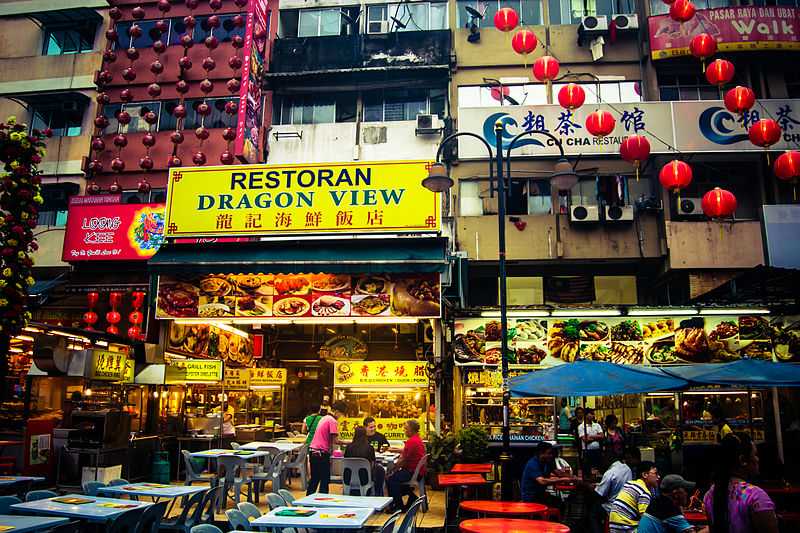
[284,445,309,490]
[341,457,374,496]
[399,453,428,511]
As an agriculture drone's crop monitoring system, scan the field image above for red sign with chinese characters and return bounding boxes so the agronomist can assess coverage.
[62,196,165,261]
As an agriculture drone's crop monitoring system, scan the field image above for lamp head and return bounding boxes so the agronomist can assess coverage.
[422,162,454,193]
[550,157,579,191]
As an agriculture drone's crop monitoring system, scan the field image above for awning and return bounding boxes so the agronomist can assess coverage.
[663,359,800,387]
[149,237,449,275]
[23,6,102,24]
[29,276,67,297]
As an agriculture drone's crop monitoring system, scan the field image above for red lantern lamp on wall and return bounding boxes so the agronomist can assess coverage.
[706,59,735,87]
[532,55,559,82]
[585,110,616,138]
[689,33,717,71]
[748,119,782,149]
[774,150,800,200]
[493,7,519,32]
[619,134,651,181]
[511,29,537,62]
[669,0,696,22]
[723,86,756,115]
[83,291,99,330]
[702,187,737,219]
[659,160,693,197]
[558,84,586,111]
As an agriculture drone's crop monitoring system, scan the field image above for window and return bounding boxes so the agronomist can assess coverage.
[458,81,641,107]
[272,94,357,124]
[43,22,97,55]
[678,161,760,220]
[457,0,542,27]
[298,8,344,37]
[364,88,446,121]
[104,102,162,134]
[160,98,240,130]
[30,101,85,137]
[367,2,448,32]
[114,20,161,49]
[657,73,728,101]
[122,188,167,204]
[548,0,634,23]
[169,14,247,46]
[786,72,800,99]
[570,175,646,207]
[747,0,800,6]
[459,177,553,216]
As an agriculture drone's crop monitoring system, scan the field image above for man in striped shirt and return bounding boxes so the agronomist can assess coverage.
[609,461,660,532]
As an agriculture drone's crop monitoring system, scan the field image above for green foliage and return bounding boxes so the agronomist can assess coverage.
[457,425,490,463]
[427,431,457,474]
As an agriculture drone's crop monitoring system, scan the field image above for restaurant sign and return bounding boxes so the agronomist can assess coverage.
[165,360,223,384]
[649,7,800,60]
[250,367,287,386]
[338,417,427,440]
[121,358,135,384]
[88,350,128,381]
[164,161,440,237]
[334,361,428,387]
[224,367,250,390]
[62,196,165,261]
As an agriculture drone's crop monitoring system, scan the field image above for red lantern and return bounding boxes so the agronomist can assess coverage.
[558,84,586,110]
[585,110,616,138]
[619,135,651,180]
[533,55,559,82]
[132,291,146,309]
[706,59,735,87]
[702,187,737,219]
[87,291,99,307]
[127,326,142,340]
[748,119,781,148]
[723,86,755,115]
[659,160,693,192]
[106,310,121,325]
[128,311,144,325]
[83,311,98,329]
[670,0,696,22]
[490,86,510,102]
[774,151,800,182]
[109,292,123,308]
[106,325,119,336]
[689,33,717,70]
[493,7,518,32]
[511,30,537,56]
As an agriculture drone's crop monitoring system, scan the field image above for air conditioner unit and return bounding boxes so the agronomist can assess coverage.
[612,14,639,31]
[605,205,634,222]
[415,114,442,135]
[570,204,600,223]
[367,20,389,34]
[580,15,608,34]
[677,197,703,216]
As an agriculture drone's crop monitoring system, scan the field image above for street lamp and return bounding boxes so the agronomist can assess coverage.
[424,121,574,501]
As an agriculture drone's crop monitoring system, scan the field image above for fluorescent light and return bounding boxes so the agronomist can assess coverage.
[347,387,420,393]
[699,308,770,315]
[175,317,420,325]
[15,335,35,342]
[628,309,698,317]
[213,323,249,338]
[551,309,622,317]
[94,340,109,347]
[7,347,22,354]
[250,385,281,390]
[480,310,550,318]
[684,391,751,396]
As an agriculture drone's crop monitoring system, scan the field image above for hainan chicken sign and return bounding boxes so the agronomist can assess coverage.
[164,161,440,237]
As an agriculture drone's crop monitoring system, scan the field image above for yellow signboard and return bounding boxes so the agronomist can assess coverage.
[334,361,428,387]
[224,368,250,390]
[250,367,287,387]
[165,360,223,384]
[339,417,427,440]
[121,359,135,384]
[164,161,440,237]
[89,350,128,381]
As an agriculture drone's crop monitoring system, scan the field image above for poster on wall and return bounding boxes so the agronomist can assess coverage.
[454,314,800,366]
[167,322,254,367]
[156,273,441,319]
[235,0,269,163]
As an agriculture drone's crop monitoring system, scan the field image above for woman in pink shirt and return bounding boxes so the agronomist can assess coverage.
[307,400,347,495]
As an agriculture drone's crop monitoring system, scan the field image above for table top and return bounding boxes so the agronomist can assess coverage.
[459,518,570,533]
[11,494,151,522]
[240,441,303,452]
[683,511,708,524]
[764,486,800,495]
[460,501,548,516]
[98,483,207,499]
[293,493,393,511]
[189,449,271,459]
[251,506,373,529]
[438,474,489,487]
[0,477,45,487]
[0,441,23,447]
[0,515,70,533]
[452,464,493,474]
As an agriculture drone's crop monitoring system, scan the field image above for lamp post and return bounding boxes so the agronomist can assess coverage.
[424,121,574,500]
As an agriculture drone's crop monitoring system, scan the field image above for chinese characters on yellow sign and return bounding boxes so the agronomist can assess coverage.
[164,161,440,237]
[339,417,427,440]
[89,350,128,381]
[334,361,428,387]
[165,360,223,384]
[250,368,287,386]
[683,429,765,443]
[224,368,250,390]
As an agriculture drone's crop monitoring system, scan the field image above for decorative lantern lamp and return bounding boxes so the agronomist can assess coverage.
[619,134,651,181]
[723,86,756,115]
[659,160,693,194]
[511,29,538,57]
[748,119,782,149]
[689,33,717,71]
[585,110,616,137]
[493,7,519,32]
[702,187,737,219]
[670,0,696,22]
[558,83,586,110]
[706,59,735,87]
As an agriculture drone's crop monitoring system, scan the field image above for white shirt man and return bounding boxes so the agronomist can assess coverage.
[577,419,603,450]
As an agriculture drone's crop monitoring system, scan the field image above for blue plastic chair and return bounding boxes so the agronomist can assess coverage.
[108,506,146,533]
[226,509,251,530]
[277,488,296,505]
[236,501,261,520]
[396,496,427,533]
[82,480,106,496]
[266,492,285,511]
[160,488,206,533]
[0,495,21,513]
[189,526,222,533]
[108,478,129,486]
[133,500,168,533]
[25,490,56,502]
[380,510,403,533]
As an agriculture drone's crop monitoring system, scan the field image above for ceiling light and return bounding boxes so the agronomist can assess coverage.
[480,310,550,318]
[628,309,698,316]
[699,308,770,316]
[551,309,622,317]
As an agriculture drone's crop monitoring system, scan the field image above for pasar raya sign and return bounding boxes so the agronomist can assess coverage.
[334,361,428,386]
[62,196,165,261]
[649,6,800,60]
[164,161,440,237]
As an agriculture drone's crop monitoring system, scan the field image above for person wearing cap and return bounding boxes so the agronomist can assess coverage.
[638,474,698,533]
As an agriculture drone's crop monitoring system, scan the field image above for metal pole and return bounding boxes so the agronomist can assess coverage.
[494,119,513,501]
[772,387,785,467]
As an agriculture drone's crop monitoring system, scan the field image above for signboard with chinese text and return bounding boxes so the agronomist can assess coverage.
[164,161,440,237]
[157,273,441,319]
[165,360,223,384]
[457,99,800,158]
[338,417,427,440]
[683,429,765,444]
[235,0,268,163]
[224,368,250,390]
[334,361,429,387]
[649,7,800,60]
[89,350,128,381]
[121,359,135,384]
[250,367,287,386]
[62,196,165,261]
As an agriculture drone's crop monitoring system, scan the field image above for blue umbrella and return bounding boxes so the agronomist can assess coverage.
[510,360,688,397]
[662,359,800,387]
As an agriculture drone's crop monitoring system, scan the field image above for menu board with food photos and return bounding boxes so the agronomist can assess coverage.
[454,314,800,367]
[156,273,441,319]
[167,322,254,368]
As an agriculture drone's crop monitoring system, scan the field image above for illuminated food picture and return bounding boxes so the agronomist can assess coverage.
[548,320,580,362]
[312,274,351,292]
[312,295,349,316]
[511,320,546,341]
[273,297,310,317]
[274,275,311,296]
[236,295,269,316]
[774,319,800,361]
[158,283,198,317]
[610,320,643,341]
[352,294,390,316]
[515,345,547,365]
[199,276,233,296]
[642,319,675,339]
[739,316,771,340]
[392,277,440,316]
[356,276,388,295]
[579,321,609,342]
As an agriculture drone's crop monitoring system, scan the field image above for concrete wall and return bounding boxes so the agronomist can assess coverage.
[665,220,765,269]
[32,226,68,268]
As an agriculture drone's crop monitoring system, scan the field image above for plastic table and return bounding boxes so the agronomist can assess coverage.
[459,518,570,533]
[684,511,708,525]
[98,483,208,514]
[451,464,493,474]
[438,474,488,486]
[0,515,69,533]
[293,493,392,511]
[251,506,373,529]
[189,448,272,459]
[0,476,44,487]
[11,494,152,523]
[239,441,304,453]
[460,500,548,517]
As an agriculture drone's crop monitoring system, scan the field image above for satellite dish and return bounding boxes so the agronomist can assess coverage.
[465,5,484,19]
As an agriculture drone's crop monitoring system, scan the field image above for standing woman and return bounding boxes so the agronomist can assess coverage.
[605,414,626,462]
[703,433,778,533]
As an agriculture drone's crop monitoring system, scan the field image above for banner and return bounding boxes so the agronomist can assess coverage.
[250,367,287,386]
[164,161,440,237]
[235,0,269,163]
[649,6,800,60]
[338,417,427,440]
[165,360,223,384]
[334,361,429,387]
[89,350,128,381]
[62,196,165,261]
[157,273,441,319]
[457,99,800,158]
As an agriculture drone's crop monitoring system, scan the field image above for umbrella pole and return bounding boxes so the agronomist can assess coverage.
[747,387,754,440]
[772,387,785,467]
[582,396,587,478]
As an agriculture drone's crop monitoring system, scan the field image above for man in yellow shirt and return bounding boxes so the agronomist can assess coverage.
[609,461,660,532]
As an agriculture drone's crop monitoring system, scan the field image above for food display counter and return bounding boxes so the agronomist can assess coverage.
[333,360,430,440]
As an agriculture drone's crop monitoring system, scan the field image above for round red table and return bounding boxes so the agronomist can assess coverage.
[438,474,489,486]
[459,518,570,533]
[684,511,707,525]
[452,463,494,474]
[460,500,548,517]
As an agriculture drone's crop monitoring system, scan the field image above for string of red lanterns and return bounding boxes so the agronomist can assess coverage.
[723,86,755,115]
[557,84,585,111]
[585,110,616,138]
[620,135,651,181]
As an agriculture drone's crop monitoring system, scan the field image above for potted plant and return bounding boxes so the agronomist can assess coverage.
[457,425,490,463]
[426,431,457,489]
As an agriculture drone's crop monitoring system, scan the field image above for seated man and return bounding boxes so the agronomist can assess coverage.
[638,474,697,533]
[386,420,426,511]
[521,441,574,508]
[609,461,660,533]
